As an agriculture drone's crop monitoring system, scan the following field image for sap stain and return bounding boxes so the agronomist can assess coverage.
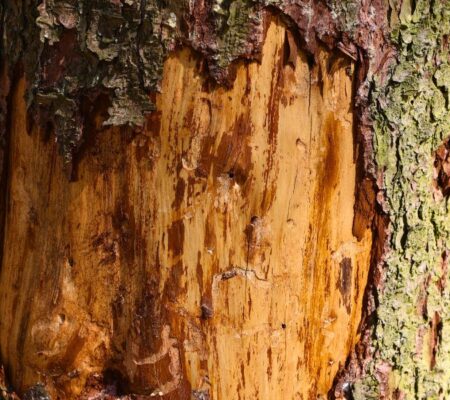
[339,257,352,314]
[167,219,185,258]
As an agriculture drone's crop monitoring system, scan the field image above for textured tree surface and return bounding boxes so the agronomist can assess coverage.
[0,19,374,399]
[2,0,450,400]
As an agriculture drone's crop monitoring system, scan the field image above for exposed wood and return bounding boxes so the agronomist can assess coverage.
[0,20,372,399]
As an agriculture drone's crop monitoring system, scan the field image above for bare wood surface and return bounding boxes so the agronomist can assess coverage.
[0,20,372,400]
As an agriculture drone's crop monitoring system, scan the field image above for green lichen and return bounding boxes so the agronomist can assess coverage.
[353,1,450,398]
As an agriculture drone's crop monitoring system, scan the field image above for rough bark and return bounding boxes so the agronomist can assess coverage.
[1,0,450,400]
[340,2,450,399]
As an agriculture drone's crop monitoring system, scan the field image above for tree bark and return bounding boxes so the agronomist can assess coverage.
[1,1,449,400]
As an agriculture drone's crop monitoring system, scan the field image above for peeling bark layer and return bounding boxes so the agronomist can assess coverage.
[0,20,373,400]
[0,0,390,170]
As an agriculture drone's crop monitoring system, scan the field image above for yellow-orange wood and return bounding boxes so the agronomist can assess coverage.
[0,20,372,400]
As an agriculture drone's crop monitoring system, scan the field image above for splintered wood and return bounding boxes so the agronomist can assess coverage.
[0,20,372,400]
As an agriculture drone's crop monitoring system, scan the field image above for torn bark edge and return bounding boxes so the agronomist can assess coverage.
[14,1,394,178]
[329,47,394,398]
[328,1,397,396]
[330,201,391,399]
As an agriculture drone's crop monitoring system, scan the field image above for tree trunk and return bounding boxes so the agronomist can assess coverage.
[0,1,449,400]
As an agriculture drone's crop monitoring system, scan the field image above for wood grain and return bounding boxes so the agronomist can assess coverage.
[0,19,372,400]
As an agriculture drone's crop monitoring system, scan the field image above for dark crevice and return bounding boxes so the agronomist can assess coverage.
[0,61,24,400]
[430,312,443,370]
[0,63,22,274]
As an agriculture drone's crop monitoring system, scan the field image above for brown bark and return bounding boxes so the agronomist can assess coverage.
[0,19,373,399]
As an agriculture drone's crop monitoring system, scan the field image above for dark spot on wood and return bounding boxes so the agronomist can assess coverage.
[338,257,352,314]
[430,312,443,370]
[352,178,376,241]
[172,178,186,209]
[196,251,204,296]
[80,370,130,398]
[168,219,185,258]
[267,347,272,379]
[281,323,286,329]
[167,260,184,301]
[211,114,252,181]
[229,166,248,187]
[283,30,298,68]
[322,115,341,189]
[200,303,213,320]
